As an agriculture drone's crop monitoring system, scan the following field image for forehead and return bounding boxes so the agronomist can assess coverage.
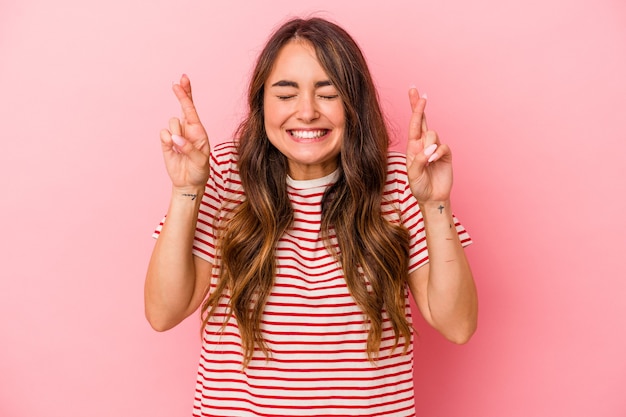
[266,40,330,83]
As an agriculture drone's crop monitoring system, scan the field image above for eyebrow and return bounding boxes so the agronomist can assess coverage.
[270,80,333,88]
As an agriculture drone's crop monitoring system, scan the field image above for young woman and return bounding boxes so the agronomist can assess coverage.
[145,17,477,417]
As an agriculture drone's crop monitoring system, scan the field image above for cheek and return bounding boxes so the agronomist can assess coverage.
[263,103,284,129]
[327,103,346,127]
[263,109,282,143]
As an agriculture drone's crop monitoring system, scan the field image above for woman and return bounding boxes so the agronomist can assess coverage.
[145,17,477,417]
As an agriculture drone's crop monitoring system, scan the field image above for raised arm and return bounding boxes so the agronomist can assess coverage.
[405,87,478,344]
[144,75,213,331]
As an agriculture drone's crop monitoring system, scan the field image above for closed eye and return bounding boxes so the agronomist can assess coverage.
[318,94,339,100]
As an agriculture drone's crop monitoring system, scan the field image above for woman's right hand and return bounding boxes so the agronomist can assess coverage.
[160,74,210,189]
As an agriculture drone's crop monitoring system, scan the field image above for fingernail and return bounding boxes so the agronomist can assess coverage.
[171,134,185,147]
[424,143,438,157]
[409,84,417,90]
[421,93,428,100]
[427,152,439,163]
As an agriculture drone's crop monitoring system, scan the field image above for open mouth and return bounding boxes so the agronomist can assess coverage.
[288,129,330,141]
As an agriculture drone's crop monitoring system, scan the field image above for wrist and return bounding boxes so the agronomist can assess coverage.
[166,185,205,221]
[171,185,205,201]
[419,200,461,242]
[419,199,452,214]
[419,200,456,230]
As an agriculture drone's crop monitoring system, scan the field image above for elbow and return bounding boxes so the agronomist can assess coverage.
[440,294,479,344]
[446,324,477,345]
[446,316,478,345]
[147,319,172,333]
[433,310,478,345]
[145,308,178,332]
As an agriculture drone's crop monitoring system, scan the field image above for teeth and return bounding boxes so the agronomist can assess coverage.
[290,130,327,139]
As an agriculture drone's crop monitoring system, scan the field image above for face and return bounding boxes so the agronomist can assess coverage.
[263,40,345,180]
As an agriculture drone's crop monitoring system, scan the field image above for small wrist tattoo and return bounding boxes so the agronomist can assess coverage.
[182,193,197,201]
[438,204,445,213]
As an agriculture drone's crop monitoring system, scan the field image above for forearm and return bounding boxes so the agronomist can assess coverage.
[420,200,478,343]
[144,185,206,330]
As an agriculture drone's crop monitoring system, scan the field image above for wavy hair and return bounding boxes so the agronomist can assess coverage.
[201,17,412,367]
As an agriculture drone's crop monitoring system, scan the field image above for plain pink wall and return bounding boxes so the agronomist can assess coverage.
[1,0,625,416]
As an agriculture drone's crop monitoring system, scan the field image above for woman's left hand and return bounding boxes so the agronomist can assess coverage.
[405,88,453,203]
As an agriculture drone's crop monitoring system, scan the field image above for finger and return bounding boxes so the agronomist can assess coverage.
[420,92,429,133]
[169,133,208,167]
[422,131,439,162]
[172,81,201,125]
[168,118,185,153]
[160,128,180,154]
[426,142,451,164]
[169,117,182,136]
[423,130,439,148]
[408,86,421,110]
[180,74,192,101]
[408,88,427,142]
[178,75,192,126]
[160,128,172,146]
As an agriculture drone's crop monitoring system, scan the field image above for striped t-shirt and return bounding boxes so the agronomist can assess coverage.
[154,141,471,417]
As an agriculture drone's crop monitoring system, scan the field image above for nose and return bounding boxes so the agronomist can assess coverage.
[296,94,319,122]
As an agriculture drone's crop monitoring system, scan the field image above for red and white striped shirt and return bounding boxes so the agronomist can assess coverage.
[154,142,471,416]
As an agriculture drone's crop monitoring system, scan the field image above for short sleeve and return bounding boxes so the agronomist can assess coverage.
[152,142,243,264]
[386,152,472,274]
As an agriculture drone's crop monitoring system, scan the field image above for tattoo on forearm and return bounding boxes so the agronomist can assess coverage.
[438,204,445,213]
[182,193,197,200]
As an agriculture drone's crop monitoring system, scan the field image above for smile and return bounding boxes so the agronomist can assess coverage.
[288,129,329,140]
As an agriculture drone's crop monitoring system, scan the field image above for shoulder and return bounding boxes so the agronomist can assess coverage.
[387,150,408,169]
[211,141,239,164]
[206,141,243,197]
[385,151,409,189]
[209,141,239,176]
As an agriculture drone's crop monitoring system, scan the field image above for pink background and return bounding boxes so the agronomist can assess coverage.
[1,0,625,416]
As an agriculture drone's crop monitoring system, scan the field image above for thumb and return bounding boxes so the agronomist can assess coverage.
[171,134,208,167]
[407,141,438,179]
[171,134,187,149]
